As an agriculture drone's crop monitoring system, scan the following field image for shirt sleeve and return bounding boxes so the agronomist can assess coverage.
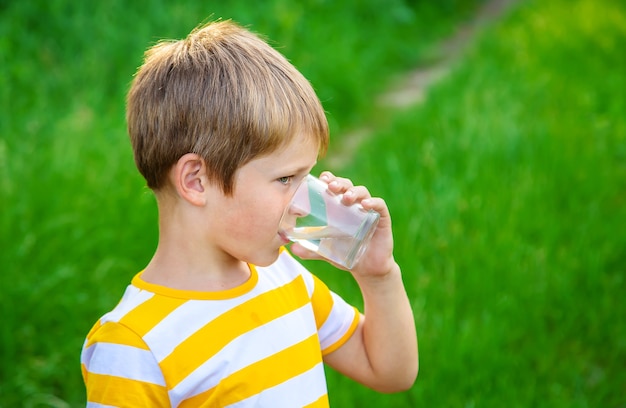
[309,273,360,355]
[81,320,171,407]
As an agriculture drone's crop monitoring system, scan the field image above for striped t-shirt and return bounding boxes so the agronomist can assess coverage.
[81,250,360,407]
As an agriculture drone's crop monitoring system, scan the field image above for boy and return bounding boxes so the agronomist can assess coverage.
[81,20,417,407]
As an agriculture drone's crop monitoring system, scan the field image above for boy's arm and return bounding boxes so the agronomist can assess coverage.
[291,172,418,393]
[323,263,418,392]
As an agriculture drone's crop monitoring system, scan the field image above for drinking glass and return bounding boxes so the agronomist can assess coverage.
[279,174,380,269]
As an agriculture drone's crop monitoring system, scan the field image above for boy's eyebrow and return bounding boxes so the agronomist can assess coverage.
[275,160,316,176]
[291,162,317,175]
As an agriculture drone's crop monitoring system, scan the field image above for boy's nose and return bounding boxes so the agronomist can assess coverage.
[288,203,309,218]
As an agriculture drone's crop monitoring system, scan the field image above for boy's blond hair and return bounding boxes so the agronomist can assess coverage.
[127,20,329,194]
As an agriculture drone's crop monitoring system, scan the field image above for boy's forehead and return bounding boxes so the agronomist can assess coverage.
[249,133,320,171]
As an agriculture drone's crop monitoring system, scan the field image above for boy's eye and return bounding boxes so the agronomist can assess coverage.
[278,176,293,185]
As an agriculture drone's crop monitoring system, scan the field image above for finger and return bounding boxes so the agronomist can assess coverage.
[327,178,355,195]
[290,242,324,260]
[341,185,371,205]
[290,243,350,271]
[360,197,391,219]
[319,171,335,182]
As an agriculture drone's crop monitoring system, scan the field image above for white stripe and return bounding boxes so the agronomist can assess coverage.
[318,292,357,351]
[102,285,154,323]
[261,250,316,298]
[256,252,304,288]
[225,362,327,408]
[169,304,318,406]
[87,403,117,408]
[299,269,316,298]
[81,338,93,366]
[84,342,165,386]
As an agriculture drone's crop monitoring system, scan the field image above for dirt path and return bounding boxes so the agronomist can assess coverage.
[326,0,520,169]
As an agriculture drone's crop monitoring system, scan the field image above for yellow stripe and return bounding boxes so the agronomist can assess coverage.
[179,334,322,408]
[86,372,170,407]
[310,274,333,330]
[161,275,310,387]
[322,308,361,356]
[81,363,88,384]
[85,321,149,349]
[86,320,102,339]
[304,394,330,408]
[119,295,188,337]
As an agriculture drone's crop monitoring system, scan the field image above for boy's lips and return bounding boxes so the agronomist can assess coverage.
[278,231,290,244]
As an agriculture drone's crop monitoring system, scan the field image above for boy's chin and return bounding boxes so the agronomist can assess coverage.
[246,249,281,267]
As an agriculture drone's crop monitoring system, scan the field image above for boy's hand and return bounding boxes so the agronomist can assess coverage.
[290,171,397,278]
[291,171,418,392]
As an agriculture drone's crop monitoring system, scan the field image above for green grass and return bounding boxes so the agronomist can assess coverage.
[2,0,625,406]
[317,0,626,406]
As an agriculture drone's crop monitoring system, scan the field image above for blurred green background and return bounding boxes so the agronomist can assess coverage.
[1,0,625,406]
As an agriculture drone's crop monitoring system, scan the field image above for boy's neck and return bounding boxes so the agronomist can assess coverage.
[141,202,251,292]
[141,244,252,292]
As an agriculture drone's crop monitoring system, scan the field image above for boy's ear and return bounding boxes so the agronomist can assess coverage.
[173,153,208,206]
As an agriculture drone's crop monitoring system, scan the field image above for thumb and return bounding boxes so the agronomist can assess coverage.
[289,242,322,260]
